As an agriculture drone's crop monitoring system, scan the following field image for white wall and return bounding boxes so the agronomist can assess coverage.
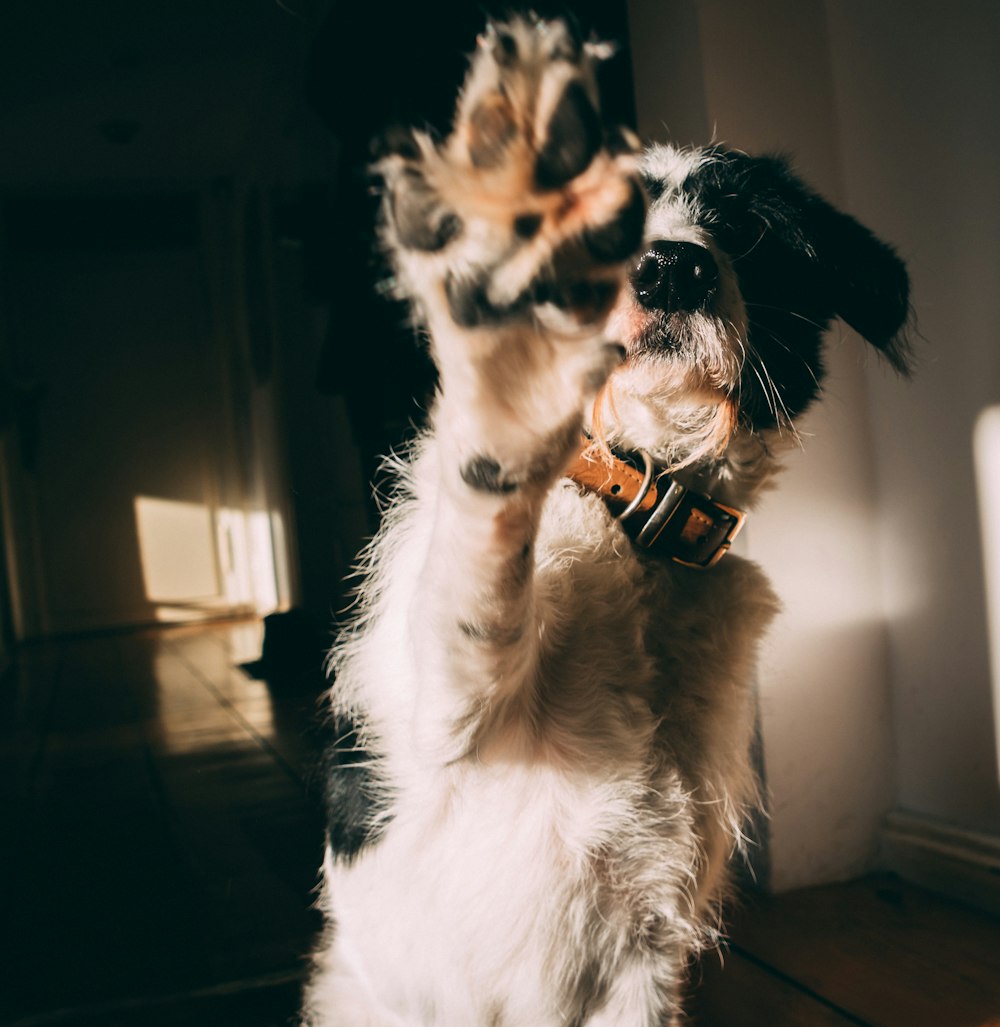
[628,0,1000,893]
[825,1,1000,837]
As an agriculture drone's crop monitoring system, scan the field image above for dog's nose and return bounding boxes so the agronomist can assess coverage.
[630,241,719,312]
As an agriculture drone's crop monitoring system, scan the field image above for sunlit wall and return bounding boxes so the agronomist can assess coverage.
[628,0,1000,891]
[134,496,282,621]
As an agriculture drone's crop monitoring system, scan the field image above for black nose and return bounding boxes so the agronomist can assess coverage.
[630,241,719,313]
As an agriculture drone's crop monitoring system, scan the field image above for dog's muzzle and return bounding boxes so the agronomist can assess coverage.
[630,241,719,313]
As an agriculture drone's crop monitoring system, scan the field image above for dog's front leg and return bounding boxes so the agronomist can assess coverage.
[415,321,612,703]
[374,18,645,724]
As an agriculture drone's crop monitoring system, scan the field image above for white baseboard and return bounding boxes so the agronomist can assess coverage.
[881,809,1000,916]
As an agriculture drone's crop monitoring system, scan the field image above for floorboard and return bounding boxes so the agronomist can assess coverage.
[714,875,1000,1027]
[0,621,325,1027]
[3,621,1000,1026]
[690,948,866,1026]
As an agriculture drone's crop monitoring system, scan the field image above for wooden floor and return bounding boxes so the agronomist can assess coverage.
[2,620,999,1026]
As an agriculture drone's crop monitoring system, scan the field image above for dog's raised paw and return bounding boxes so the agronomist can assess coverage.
[375,15,645,332]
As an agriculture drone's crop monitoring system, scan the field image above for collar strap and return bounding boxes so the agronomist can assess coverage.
[564,441,746,569]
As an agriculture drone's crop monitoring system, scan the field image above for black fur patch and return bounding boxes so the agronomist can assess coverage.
[390,171,462,252]
[534,274,618,319]
[445,273,491,327]
[605,125,639,157]
[582,177,646,263]
[513,212,543,239]
[494,28,519,66]
[536,230,626,320]
[445,273,530,327]
[460,455,519,494]
[535,81,602,190]
[371,123,422,161]
[640,171,665,202]
[323,711,389,862]
[682,149,910,428]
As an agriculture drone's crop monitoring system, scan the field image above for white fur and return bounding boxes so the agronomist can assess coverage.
[304,19,783,1027]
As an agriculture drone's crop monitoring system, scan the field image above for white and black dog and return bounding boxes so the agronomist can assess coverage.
[304,15,909,1026]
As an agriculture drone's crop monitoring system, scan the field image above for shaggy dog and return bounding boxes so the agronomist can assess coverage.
[304,15,909,1026]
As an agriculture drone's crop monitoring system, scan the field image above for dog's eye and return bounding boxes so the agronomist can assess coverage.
[640,174,665,202]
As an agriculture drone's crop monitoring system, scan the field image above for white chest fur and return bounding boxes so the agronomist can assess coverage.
[317,459,778,1025]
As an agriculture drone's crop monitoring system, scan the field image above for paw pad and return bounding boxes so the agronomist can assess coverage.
[468,94,517,169]
[460,455,519,494]
[376,16,646,330]
[390,170,463,253]
[535,81,602,190]
[582,178,646,263]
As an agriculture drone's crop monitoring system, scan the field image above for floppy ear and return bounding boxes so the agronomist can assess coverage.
[772,164,912,373]
[688,150,912,373]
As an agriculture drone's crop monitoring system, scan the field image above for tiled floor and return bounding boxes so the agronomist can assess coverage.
[3,620,999,1026]
[1,621,326,1026]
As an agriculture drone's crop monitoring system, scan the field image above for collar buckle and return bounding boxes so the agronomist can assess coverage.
[631,480,746,568]
[564,438,747,569]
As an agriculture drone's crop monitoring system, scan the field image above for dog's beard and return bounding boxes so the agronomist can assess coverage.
[592,357,738,472]
[599,298,743,469]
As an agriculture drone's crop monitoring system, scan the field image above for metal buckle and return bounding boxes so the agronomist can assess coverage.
[615,450,654,522]
[635,481,746,568]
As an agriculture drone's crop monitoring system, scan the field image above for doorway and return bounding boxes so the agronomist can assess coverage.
[0,191,288,638]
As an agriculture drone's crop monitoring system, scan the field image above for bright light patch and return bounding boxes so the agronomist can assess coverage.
[134,496,282,619]
[248,510,279,612]
[135,496,220,602]
[973,405,1000,784]
[215,506,280,612]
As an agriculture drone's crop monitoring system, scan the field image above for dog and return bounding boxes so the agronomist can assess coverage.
[303,15,909,1026]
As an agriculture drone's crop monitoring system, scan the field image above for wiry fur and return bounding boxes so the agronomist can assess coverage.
[304,16,909,1026]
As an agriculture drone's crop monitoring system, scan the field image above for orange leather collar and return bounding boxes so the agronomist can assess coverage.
[564,440,746,568]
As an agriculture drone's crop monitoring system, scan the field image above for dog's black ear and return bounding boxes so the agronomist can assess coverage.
[688,151,912,373]
[771,162,911,373]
